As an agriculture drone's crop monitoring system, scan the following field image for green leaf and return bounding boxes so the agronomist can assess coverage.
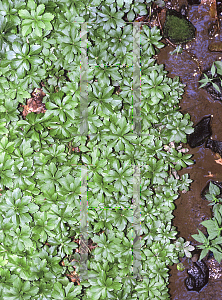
[31,130,40,142]
[0,122,8,134]
[209,181,220,195]
[35,24,42,37]
[44,21,53,31]
[6,51,16,60]
[199,248,209,261]
[211,62,216,77]
[215,61,222,75]
[48,162,57,176]
[12,42,22,54]
[52,282,65,298]
[201,219,219,239]
[41,12,54,22]
[88,286,104,299]
[127,10,135,22]
[18,9,32,19]
[191,229,207,243]
[29,44,42,55]
[36,4,45,16]
[22,24,32,36]
[27,0,36,10]
[211,248,222,264]
[112,281,122,290]
[117,0,123,7]
[212,82,221,93]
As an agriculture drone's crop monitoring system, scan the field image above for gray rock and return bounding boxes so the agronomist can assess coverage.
[208,41,222,52]
[163,9,196,44]
[185,260,209,292]
[205,138,222,156]
[187,115,212,148]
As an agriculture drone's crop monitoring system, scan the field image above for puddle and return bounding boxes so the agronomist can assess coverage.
[155,0,222,298]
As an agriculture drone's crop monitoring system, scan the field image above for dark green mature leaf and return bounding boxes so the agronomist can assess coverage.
[0,152,14,188]
[32,211,56,243]
[0,136,14,154]
[18,1,54,37]
[52,282,82,299]
[4,276,39,299]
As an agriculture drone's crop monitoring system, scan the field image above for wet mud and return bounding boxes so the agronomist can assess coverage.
[155,0,222,298]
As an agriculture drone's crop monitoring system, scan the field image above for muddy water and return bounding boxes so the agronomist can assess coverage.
[155,0,222,299]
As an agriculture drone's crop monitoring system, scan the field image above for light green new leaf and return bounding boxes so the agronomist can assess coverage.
[6,51,16,60]
[41,12,54,22]
[18,9,32,19]
[35,24,42,37]
[43,21,53,31]
[36,4,45,16]
[27,0,36,10]
[12,42,22,54]
[29,44,42,55]
[22,24,32,36]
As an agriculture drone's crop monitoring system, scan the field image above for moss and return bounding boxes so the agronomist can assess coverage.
[163,9,196,44]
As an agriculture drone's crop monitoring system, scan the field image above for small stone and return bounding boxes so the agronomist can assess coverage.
[191,254,199,262]
[208,41,222,52]
[208,23,218,38]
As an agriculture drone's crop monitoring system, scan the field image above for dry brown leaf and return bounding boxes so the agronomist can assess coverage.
[215,158,222,165]
[22,88,46,119]
[204,171,215,177]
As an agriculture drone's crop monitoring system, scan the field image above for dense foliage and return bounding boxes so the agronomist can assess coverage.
[0,0,195,299]
[192,182,222,264]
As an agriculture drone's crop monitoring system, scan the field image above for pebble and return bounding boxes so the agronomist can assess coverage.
[208,41,222,52]
[208,23,218,37]
[191,253,199,262]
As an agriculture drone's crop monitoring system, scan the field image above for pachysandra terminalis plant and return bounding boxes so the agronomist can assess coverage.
[0,0,195,299]
[192,186,222,264]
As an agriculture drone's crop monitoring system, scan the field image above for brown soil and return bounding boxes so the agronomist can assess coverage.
[156,0,222,298]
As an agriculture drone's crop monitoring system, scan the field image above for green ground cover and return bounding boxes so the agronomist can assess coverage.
[0,0,196,299]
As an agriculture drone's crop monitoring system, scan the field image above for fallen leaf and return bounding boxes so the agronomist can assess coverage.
[215,158,222,165]
[204,171,215,177]
[22,88,46,119]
